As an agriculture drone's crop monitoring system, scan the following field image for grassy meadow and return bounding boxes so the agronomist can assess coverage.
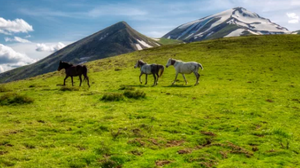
[1,35,300,167]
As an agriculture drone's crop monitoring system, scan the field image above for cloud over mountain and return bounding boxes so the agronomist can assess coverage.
[36,42,66,52]
[0,17,33,35]
[5,36,31,43]
[0,44,36,73]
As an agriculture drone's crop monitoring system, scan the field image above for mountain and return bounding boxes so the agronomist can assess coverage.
[292,30,300,34]
[0,21,160,83]
[163,7,290,42]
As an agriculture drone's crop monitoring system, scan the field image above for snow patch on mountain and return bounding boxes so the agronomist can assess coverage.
[137,39,152,48]
[225,29,245,37]
[135,44,142,50]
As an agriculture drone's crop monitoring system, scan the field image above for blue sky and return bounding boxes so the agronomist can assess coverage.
[0,0,300,73]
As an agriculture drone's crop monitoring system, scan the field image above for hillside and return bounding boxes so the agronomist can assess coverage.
[1,35,300,167]
[163,7,290,42]
[0,21,160,83]
[292,30,300,34]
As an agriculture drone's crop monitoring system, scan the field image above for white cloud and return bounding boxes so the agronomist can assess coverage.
[0,44,35,64]
[36,42,66,52]
[25,35,31,38]
[0,43,36,73]
[5,36,31,43]
[287,12,299,24]
[0,17,33,35]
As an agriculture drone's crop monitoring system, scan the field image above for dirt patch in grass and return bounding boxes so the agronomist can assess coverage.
[188,157,217,168]
[127,138,146,147]
[208,142,253,158]
[156,160,171,166]
[178,148,192,154]
[131,150,143,156]
[201,131,216,136]
[166,140,185,147]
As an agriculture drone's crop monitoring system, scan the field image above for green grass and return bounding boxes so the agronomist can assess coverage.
[158,38,183,45]
[1,35,300,167]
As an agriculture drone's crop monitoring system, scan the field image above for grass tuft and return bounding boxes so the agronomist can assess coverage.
[0,85,10,92]
[123,90,146,99]
[0,93,34,105]
[101,93,124,101]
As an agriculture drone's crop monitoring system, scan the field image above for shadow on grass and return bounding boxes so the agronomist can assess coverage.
[163,85,193,88]
[120,85,148,88]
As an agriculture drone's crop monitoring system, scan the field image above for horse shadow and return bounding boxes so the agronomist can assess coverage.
[163,85,193,88]
[120,85,148,88]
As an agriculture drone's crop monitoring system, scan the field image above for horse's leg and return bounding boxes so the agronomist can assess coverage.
[139,72,143,84]
[63,76,69,86]
[84,75,90,87]
[194,71,200,85]
[172,72,178,85]
[152,73,156,86]
[182,74,188,85]
[155,72,159,85]
[145,74,148,85]
[71,76,74,86]
[79,75,82,87]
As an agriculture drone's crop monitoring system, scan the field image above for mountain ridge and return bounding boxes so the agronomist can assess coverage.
[163,7,290,42]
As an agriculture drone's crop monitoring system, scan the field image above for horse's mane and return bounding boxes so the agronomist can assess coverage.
[62,61,74,66]
[138,60,147,65]
[173,59,183,63]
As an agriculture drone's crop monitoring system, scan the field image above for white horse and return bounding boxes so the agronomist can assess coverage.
[166,58,203,86]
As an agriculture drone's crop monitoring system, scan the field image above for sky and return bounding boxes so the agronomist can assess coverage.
[0,0,300,73]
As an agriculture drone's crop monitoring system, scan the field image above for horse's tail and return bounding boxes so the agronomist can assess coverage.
[158,65,164,77]
[83,65,90,87]
[198,63,203,70]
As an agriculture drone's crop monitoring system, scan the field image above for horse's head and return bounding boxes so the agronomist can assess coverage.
[57,61,63,71]
[134,60,144,68]
[166,58,175,68]
[58,61,72,71]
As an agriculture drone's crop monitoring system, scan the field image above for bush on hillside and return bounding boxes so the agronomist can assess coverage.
[123,90,146,99]
[0,93,34,105]
[0,85,10,92]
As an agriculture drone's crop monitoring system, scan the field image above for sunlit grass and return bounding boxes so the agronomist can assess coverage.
[1,35,300,167]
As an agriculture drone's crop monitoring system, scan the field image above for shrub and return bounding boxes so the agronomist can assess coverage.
[0,85,10,92]
[123,90,146,99]
[0,93,34,105]
[101,93,124,101]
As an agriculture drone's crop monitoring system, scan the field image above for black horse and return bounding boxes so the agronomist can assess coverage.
[57,61,90,87]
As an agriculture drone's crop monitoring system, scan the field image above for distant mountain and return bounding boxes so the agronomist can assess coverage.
[0,21,160,83]
[292,30,300,34]
[163,7,290,42]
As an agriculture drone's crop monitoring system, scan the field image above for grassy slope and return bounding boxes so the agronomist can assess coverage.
[158,38,183,45]
[1,35,300,168]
